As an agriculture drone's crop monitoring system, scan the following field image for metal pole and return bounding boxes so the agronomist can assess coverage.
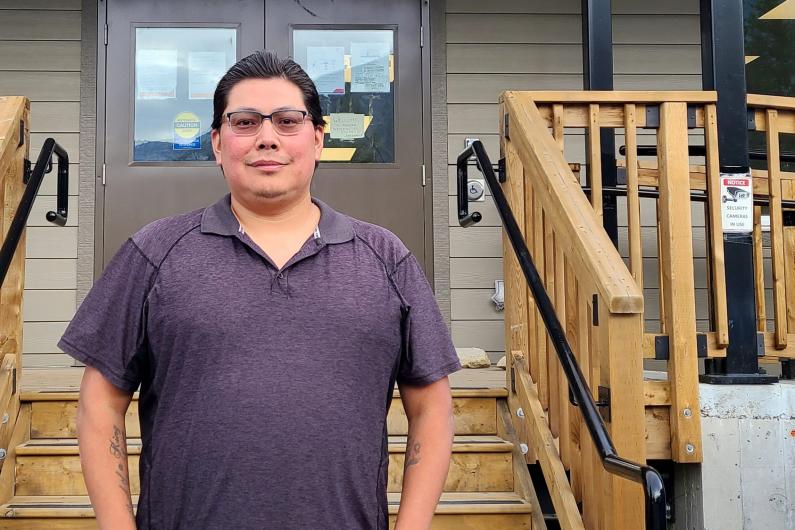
[582,0,619,246]
[699,0,776,384]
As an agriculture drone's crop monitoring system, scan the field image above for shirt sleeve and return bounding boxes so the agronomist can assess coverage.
[58,239,156,393]
[392,253,462,385]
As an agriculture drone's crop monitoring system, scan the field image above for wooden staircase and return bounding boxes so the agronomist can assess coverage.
[0,370,540,529]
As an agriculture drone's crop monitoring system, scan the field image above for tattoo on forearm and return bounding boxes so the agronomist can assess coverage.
[404,435,421,470]
[109,424,135,517]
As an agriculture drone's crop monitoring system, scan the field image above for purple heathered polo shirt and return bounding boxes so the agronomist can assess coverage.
[58,193,461,530]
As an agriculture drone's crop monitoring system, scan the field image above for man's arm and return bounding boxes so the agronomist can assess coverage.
[77,366,137,530]
[394,376,455,530]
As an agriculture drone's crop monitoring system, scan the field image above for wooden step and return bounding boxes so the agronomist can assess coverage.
[13,435,515,496]
[0,492,532,529]
[23,388,507,438]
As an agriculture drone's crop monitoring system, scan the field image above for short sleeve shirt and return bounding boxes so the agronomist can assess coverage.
[58,193,461,530]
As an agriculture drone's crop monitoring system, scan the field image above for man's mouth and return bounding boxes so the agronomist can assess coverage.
[249,160,287,167]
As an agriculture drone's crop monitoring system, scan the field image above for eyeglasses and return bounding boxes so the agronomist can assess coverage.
[225,110,309,136]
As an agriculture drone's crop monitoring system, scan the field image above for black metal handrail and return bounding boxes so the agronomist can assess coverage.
[0,138,69,288]
[457,140,666,530]
[619,144,795,163]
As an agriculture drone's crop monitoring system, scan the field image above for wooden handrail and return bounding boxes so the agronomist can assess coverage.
[748,93,795,111]
[521,90,718,104]
[501,91,643,314]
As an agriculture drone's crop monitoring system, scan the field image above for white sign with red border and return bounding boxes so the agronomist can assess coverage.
[720,173,753,233]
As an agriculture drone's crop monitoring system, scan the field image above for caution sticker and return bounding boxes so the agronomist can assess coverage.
[720,173,753,233]
[173,112,201,150]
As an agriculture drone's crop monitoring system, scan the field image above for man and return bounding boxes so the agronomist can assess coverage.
[58,51,462,530]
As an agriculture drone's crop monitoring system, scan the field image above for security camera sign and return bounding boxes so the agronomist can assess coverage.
[720,173,753,233]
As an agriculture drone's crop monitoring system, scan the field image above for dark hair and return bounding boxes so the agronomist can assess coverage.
[212,50,326,131]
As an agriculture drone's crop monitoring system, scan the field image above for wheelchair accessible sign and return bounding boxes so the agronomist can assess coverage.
[720,173,753,233]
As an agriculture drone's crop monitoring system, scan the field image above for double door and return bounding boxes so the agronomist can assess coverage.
[101,0,427,271]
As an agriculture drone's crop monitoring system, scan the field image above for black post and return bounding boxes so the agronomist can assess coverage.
[582,0,618,246]
[699,0,776,384]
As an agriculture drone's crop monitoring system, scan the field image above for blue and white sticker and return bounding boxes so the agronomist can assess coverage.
[173,112,201,150]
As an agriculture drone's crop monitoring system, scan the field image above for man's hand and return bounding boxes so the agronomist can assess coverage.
[394,376,455,530]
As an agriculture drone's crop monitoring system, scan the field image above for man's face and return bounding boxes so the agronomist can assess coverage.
[211,77,324,204]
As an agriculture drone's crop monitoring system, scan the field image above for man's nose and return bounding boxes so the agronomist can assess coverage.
[255,118,281,149]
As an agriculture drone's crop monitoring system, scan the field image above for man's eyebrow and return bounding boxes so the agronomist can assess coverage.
[229,106,306,113]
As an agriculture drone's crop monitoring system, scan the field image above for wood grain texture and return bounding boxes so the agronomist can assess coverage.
[624,103,643,288]
[765,109,787,348]
[512,353,584,530]
[656,102,702,463]
[704,104,728,347]
[501,92,643,313]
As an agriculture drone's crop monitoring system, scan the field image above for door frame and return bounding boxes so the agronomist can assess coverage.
[88,0,439,287]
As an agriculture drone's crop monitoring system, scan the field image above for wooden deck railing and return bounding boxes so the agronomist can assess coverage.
[747,94,795,362]
[493,90,795,529]
[0,96,29,478]
[496,91,753,528]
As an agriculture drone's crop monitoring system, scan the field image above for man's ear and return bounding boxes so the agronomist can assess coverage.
[211,128,222,166]
[313,124,324,162]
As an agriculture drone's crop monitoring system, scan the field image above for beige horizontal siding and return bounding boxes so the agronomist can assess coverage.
[22,289,76,321]
[0,41,80,70]
[1,5,82,366]
[452,320,504,352]
[0,10,80,40]
[450,258,503,288]
[447,14,700,44]
[446,2,704,356]
[25,226,77,258]
[447,73,700,103]
[450,226,503,258]
[23,322,69,354]
[0,0,80,9]
[24,259,77,290]
[0,71,80,101]
[29,101,80,132]
[447,0,699,15]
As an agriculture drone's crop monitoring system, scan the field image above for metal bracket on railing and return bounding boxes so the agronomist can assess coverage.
[687,105,697,129]
[510,365,516,393]
[643,104,696,128]
[781,360,794,380]
[592,294,599,326]
[23,157,52,185]
[747,109,757,130]
[503,113,510,140]
[597,386,611,422]
[654,334,708,360]
[498,157,506,183]
[645,105,660,128]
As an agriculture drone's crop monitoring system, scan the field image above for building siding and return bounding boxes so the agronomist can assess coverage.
[445,0,708,362]
[0,0,82,367]
[3,0,773,367]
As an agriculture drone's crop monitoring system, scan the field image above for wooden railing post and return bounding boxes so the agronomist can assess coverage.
[599,312,646,529]
[500,105,534,464]
[0,96,29,386]
[656,102,702,463]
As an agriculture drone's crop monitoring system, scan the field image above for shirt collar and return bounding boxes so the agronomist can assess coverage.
[200,193,354,244]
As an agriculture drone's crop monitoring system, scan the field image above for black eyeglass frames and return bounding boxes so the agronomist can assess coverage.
[225,109,310,136]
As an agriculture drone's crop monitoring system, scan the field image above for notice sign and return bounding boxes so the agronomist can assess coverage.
[173,112,201,150]
[329,113,365,140]
[720,173,753,233]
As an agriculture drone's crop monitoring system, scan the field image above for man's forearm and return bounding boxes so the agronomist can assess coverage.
[394,411,455,530]
[77,403,137,530]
